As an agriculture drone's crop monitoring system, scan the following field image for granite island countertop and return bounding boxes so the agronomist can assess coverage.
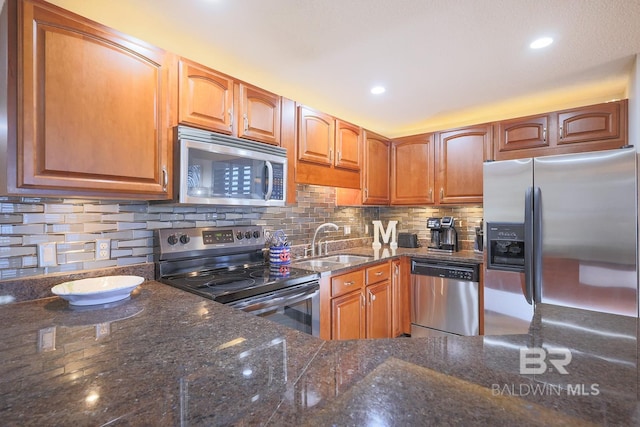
[0,279,638,426]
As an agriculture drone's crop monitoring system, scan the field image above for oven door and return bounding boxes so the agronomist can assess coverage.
[227,281,320,336]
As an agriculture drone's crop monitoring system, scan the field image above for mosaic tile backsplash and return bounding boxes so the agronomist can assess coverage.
[0,185,483,281]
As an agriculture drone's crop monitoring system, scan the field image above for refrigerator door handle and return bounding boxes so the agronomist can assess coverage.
[524,187,534,304]
[532,186,543,303]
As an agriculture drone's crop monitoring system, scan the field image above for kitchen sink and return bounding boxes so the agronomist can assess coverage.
[291,254,373,271]
[317,255,372,263]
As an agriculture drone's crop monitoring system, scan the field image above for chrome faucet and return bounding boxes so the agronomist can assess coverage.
[311,222,339,257]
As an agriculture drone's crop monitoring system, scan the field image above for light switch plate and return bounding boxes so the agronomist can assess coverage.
[95,238,111,260]
[37,242,58,267]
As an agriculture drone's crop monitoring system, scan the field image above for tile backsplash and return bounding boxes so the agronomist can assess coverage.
[0,185,483,281]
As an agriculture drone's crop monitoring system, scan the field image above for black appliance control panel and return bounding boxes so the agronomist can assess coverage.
[411,259,480,282]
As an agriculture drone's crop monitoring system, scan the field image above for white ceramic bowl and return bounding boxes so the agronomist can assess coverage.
[51,275,144,306]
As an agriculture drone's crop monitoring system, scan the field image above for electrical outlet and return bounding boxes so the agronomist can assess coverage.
[95,238,111,260]
[37,242,58,267]
[344,225,351,235]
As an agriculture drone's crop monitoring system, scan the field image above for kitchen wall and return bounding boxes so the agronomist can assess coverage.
[0,185,483,281]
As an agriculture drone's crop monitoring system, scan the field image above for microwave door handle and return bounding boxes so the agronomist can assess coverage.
[264,161,274,200]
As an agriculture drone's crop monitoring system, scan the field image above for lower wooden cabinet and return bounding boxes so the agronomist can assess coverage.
[331,290,365,340]
[321,259,403,340]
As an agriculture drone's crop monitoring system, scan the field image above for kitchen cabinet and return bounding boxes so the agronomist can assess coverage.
[391,133,435,205]
[178,58,282,145]
[295,105,361,189]
[4,0,173,199]
[391,258,403,337]
[362,130,391,205]
[365,262,393,339]
[494,100,628,160]
[179,58,234,135]
[322,260,393,340]
[236,83,281,145]
[436,124,492,204]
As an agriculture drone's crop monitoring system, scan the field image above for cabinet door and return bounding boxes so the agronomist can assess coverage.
[366,281,392,338]
[331,291,365,340]
[335,120,361,171]
[436,124,492,204]
[557,101,626,146]
[297,106,334,165]
[494,114,551,160]
[237,83,281,145]
[391,134,435,205]
[363,131,391,205]
[391,259,402,338]
[15,0,171,198]
[179,58,234,134]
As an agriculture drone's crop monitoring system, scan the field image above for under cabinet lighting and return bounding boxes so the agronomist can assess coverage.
[370,86,386,95]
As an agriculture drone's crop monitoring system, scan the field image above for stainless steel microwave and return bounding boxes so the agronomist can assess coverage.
[176,126,287,206]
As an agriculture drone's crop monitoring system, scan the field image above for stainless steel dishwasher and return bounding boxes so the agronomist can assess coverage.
[410,258,480,338]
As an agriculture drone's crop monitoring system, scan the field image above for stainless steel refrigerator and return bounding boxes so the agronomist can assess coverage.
[483,148,638,335]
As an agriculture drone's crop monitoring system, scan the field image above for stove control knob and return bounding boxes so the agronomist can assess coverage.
[167,234,179,245]
[179,235,190,244]
[253,230,261,239]
[236,231,244,240]
[244,231,252,239]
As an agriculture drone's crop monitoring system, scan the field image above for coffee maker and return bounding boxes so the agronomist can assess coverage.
[427,216,458,252]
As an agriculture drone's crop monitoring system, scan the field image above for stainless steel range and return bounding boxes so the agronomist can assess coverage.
[156,226,320,336]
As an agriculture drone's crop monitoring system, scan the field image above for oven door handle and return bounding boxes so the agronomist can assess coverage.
[234,283,319,316]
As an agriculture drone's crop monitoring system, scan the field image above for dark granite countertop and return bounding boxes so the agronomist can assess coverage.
[0,279,638,426]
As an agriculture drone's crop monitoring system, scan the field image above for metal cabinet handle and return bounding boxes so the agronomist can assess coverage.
[329,149,334,161]
[361,293,365,307]
[228,108,233,126]
[337,151,342,162]
[344,281,355,286]
[162,167,168,191]
[559,125,563,139]
[440,188,444,199]
[371,293,376,301]
[375,271,383,276]
[429,188,433,199]
[243,113,248,131]
[394,265,399,275]
[543,127,547,142]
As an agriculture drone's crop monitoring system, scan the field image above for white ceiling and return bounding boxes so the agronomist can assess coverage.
[44,0,640,137]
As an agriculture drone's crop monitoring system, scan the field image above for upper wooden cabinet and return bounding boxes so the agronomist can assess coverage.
[494,100,627,160]
[297,106,335,165]
[335,120,362,171]
[178,58,234,135]
[178,58,282,145]
[4,0,172,199]
[295,105,361,188]
[496,114,551,155]
[362,130,391,205]
[391,133,435,205]
[557,101,626,146]
[436,124,492,204]
[237,83,281,145]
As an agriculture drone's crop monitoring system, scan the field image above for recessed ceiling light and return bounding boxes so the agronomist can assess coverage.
[530,37,553,49]
[370,86,386,95]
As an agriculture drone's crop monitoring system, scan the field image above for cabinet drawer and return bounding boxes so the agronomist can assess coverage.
[331,269,364,298]
[366,262,391,285]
